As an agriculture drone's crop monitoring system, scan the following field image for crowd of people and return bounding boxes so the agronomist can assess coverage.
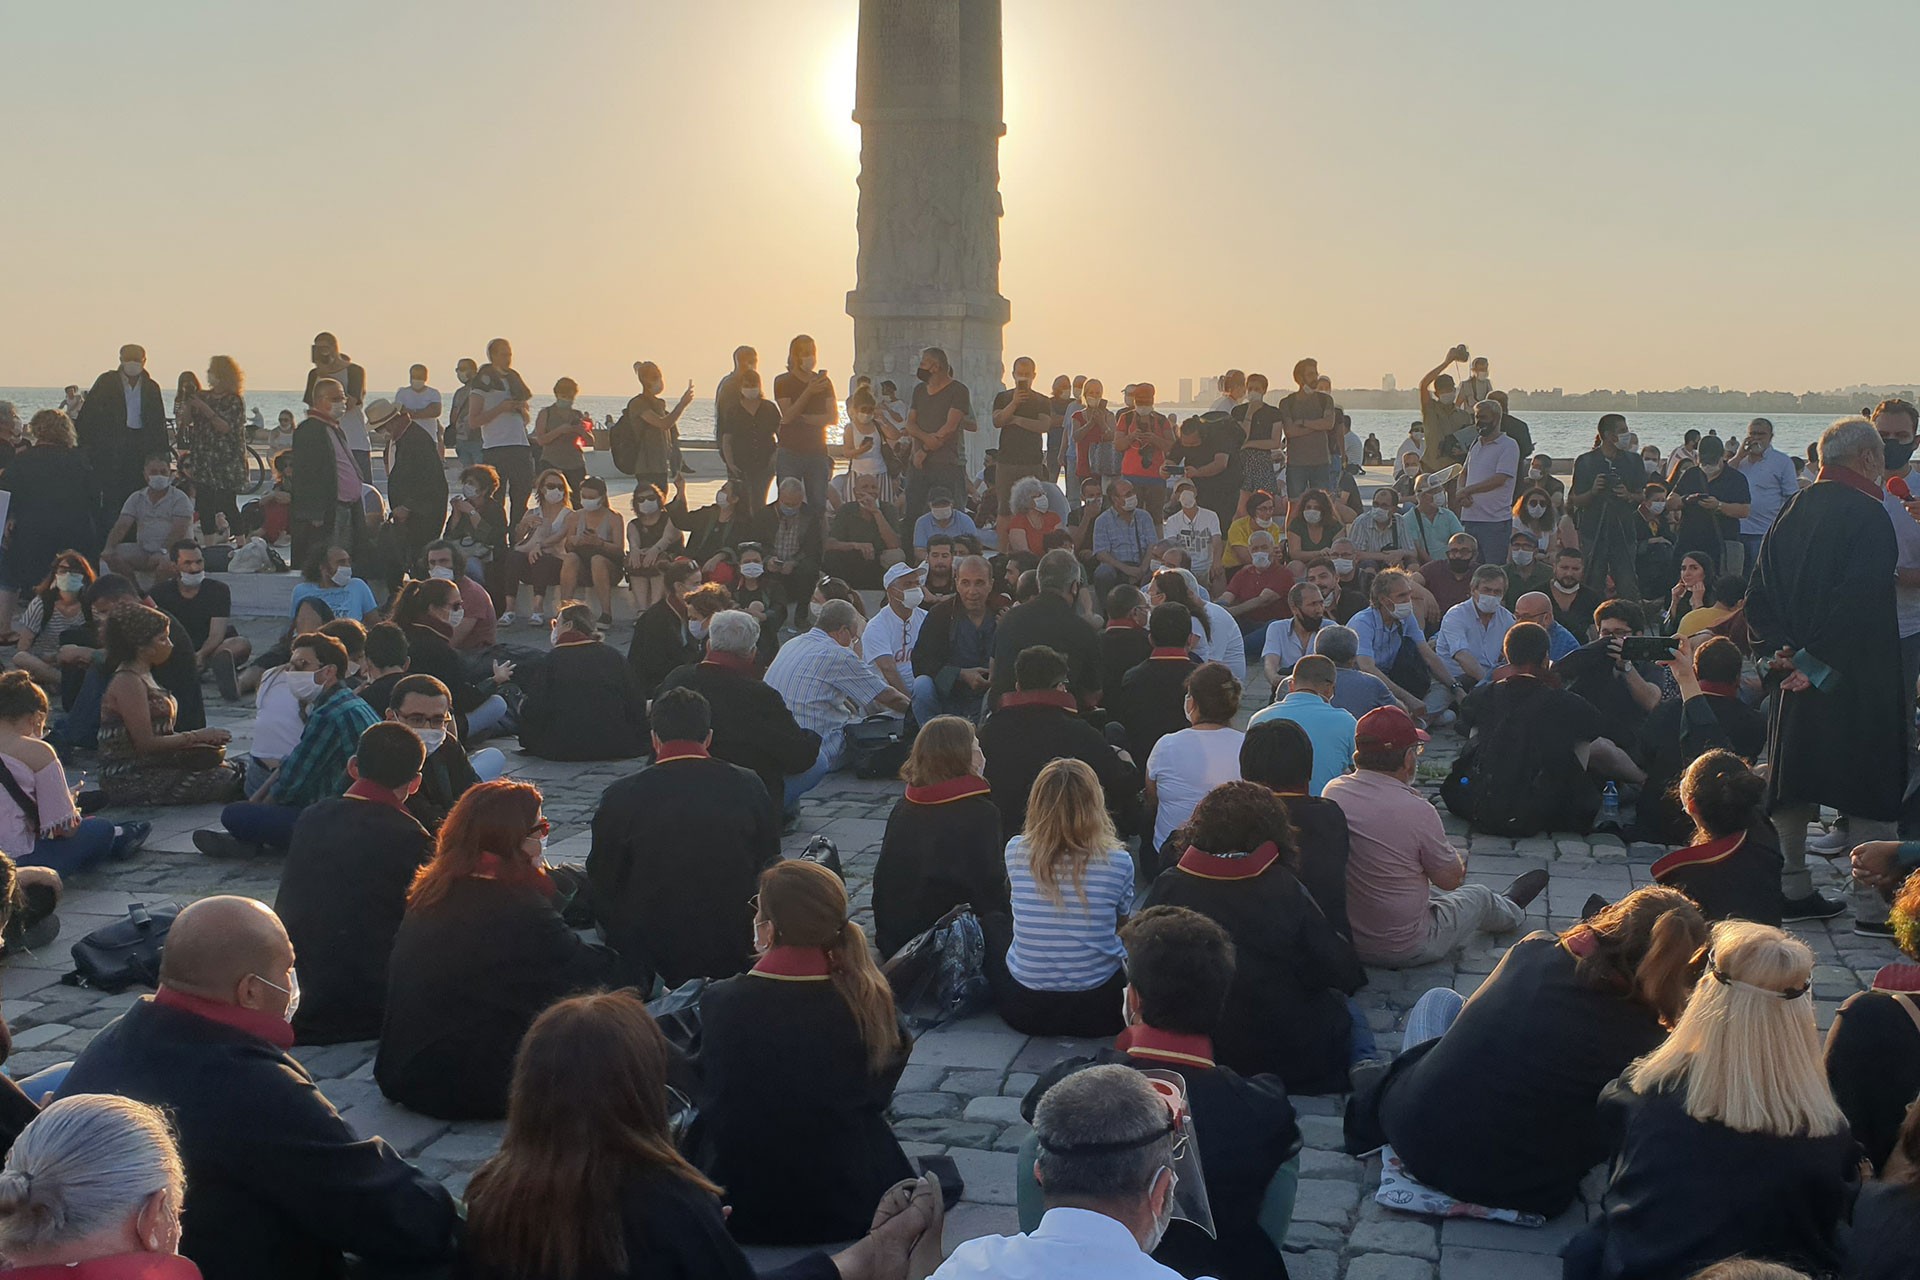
[0,339,1914,1280]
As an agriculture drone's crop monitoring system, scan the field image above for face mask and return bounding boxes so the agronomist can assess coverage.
[551,623,566,646]
[1474,593,1500,615]
[741,561,765,579]
[1177,490,1198,510]
[1372,507,1392,524]
[1135,403,1153,415]
[426,566,456,582]
[1393,601,1416,621]
[285,671,321,701]
[1478,419,1500,435]
[915,368,932,383]
[1648,499,1667,515]
[56,572,86,594]
[1332,557,1354,576]
[779,502,801,516]
[1525,502,1547,518]
[582,497,603,511]
[445,606,465,628]
[1511,549,1535,567]
[457,369,473,385]
[1448,556,1474,572]
[121,360,143,378]
[148,474,172,492]
[1247,391,1265,405]
[546,488,567,505]
[1886,438,1917,471]
[323,564,351,588]
[410,377,426,390]
[689,619,708,639]
[1303,508,1322,524]
[417,728,447,754]
[179,571,205,588]
[641,498,670,518]
[1032,495,1049,513]
[459,483,478,499]
[900,588,924,609]
[1123,496,1139,512]
[280,969,302,1022]
[1528,468,1544,480]
[1251,552,1272,569]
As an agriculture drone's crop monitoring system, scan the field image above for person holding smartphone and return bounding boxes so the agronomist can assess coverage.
[1567,414,1648,599]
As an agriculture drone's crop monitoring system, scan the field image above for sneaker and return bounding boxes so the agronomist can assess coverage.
[529,612,546,627]
[1807,825,1852,858]
[1502,869,1550,910]
[599,612,613,627]
[112,821,152,860]
[498,612,517,627]
[1781,891,1847,922]
[193,830,259,861]
[1853,918,1898,939]
[211,648,240,703]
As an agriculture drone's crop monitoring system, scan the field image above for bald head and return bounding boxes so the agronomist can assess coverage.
[159,897,292,1006]
[1513,591,1554,629]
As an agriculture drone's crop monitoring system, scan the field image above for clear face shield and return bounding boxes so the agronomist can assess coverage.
[1138,1069,1216,1240]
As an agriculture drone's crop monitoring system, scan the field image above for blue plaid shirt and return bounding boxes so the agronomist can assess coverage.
[271,683,379,807]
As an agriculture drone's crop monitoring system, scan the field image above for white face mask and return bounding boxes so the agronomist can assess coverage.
[1648,500,1667,514]
[331,565,353,587]
[551,624,566,646]
[1178,490,1198,510]
[637,498,660,515]
[179,571,205,588]
[1303,508,1322,524]
[900,587,924,609]
[545,488,567,505]
[1512,549,1535,566]
[1474,593,1501,615]
[689,618,708,639]
[741,561,765,578]
[1251,552,1272,569]
[284,671,321,701]
[1332,557,1354,576]
[1526,502,1547,518]
[56,573,85,594]
[581,497,603,511]
[147,474,172,492]
[1123,496,1139,512]
[1372,507,1392,524]
[447,608,465,628]
[428,566,455,581]
[121,360,144,379]
[742,389,762,404]
[716,492,733,508]
[931,505,952,521]
[459,483,479,500]
[409,377,426,390]
[1393,601,1416,621]
[416,728,447,754]
[1032,495,1049,513]
[1247,390,1266,405]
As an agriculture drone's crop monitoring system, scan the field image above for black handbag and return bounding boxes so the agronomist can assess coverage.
[64,902,179,992]
[843,714,910,780]
[882,905,989,1034]
[646,978,708,1057]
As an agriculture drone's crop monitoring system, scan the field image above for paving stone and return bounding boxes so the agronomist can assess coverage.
[11,1023,72,1050]
[1300,1147,1363,1179]
[891,1092,961,1119]
[940,1069,1006,1096]
[418,1128,507,1164]
[1442,1206,1588,1254]
[1351,1217,1440,1259]
[895,1063,944,1093]
[1440,1246,1562,1279]
[943,1148,1018,1205]
[1285,1250,1340,1280]
[1283,1220,1347,1251]
[1297,1114,1346,1150]
[991,1123,1032,1152]
[891,1119,1001,1148]
[339,1099,450,1155]
[1289,1178,1361,1225]
[1346,1254,1436,1280]
[909,1024,1027,1071]
[1001,1072,1038,1097]
[962,1094,1026,1125]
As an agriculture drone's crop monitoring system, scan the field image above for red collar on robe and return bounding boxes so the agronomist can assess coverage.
[702,650,756,675]
[1105,618,1143,632]
[905,775,991,805]
[1652,830,1745,880]
[1871,963,1920,993]
[653,740,711,764]
[1696,679,1739,698]
[750,945,833,981]
[1818,464,1884,501]
[554,629,595,646]
[1269,787,1309,798]
[1000,689,1077,712]
[345,778,411,813]
[1116,1024,1216,1068]
[472,851,556,897]
[1176,841,1281,881]
[1150,647,1192,660]
[3,1256,204,1280]
[154,985,295,1050]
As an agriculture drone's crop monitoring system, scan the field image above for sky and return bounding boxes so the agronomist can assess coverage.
[7,0,1920,397]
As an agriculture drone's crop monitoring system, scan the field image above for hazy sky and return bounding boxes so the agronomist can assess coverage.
[8,0,1919,396]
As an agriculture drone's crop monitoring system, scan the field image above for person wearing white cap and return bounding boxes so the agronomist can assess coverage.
[863,562,927,700]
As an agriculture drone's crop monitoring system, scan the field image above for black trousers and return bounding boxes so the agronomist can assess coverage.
[484,444,535,524]
[983,912,1127,1038]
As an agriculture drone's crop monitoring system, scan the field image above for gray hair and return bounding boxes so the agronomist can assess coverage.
[705,609,760,658]
[1037,548,1080,595]
[1313,624,1359,664]
[1033,1064,1173,1202]
[1470,564,1508,591]
[1010,476,1046,515]
[1819,416,1881,473]
[1247,529,1276,549]
[1472,399,1501,420]
[815,599,861,635]
[0,1095,183,1254]
[777,477,807,499]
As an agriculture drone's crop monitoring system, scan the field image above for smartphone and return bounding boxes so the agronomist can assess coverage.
[1618,635,1680,663]
[1163,463,1187,477]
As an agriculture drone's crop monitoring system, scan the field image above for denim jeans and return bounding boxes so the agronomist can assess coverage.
[1286,461,1340,500]
[782,744,836,812]
[1463,518,1513,564]
[1402,987,1466,1052]
[221,802,302,850]
[776,448,833,513]
[911,675,983,729]
[20,818,120,875]
[465,693,513,742]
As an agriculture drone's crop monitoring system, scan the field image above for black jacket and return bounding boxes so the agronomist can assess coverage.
[628,599,702,699]
[689,968,912,1245]
[910,598,998,700]
[58,996,457,1280]
[1113,651,1200,764]
[386,420,448,544]
[377,875,619,1120]
[656,659,820,805]
[291,414,348,528]
[408,737,482,832]
[400,620,491,718]
[0,445,97,583]
[75,369,168,492]
[988,593,1103,705]
[276,794,434,1045]
[979,692,1138,840]
[519,638,650,760]
[1632,691,1768,844]
[872,783,1008,959]
[1280,794,1352,940]
[587,750,780,988]
[1098,622,1154,710]
[1824,986,1920,1174]
[1142,852,1364,1096]
[678,504,755,565]
[1651,819,1783,926]
[1565,1078,1858,1280]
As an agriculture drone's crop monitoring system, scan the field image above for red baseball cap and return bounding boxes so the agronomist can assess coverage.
[1355,706,1430,754]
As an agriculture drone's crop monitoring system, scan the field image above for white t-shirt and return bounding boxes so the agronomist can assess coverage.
[479,383,531,449]
[338,404,371,452]
[1147,726,1246,847]
[1884,491,1920,639]
[861,606,925,683]
[1461,433,1519,522]
[846,414,885,476]
[393,384,443,430]
[250,668,307,761]
[1163,508,1222,576]
[1192,602,1246,679]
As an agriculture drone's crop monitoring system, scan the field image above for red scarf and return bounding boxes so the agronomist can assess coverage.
[345,777,411,812]
[1105,618,1143,632]
[154,985,295,1051]
[1000,689,1077,712]
[1653,830,1745,880]
[1116,1024,1216,1068]
[473,851,556,898]
[905,775,991,805]
[652,739,711,763]
[702,650,756,675]
[1818,464,1884,501]
[1175,841,1281,881]
[553,628,594,646]
[1697,679,1739,699]
[751,945,832,980]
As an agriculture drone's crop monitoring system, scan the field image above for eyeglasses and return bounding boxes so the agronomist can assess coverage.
[396,713,452,729]
[528,818,551,837]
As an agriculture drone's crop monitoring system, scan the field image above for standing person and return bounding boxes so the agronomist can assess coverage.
[290,378,364,568]
[620,361,692,502]
[1069,377,1116,488]
[0,410,98,632]
[1232,373,1283,514]
[391,363,443,459]
[470,337,535,522]
[1747,416,1906,922]
[1416,347,1474,475]
[774,335,838,513]
[1669,435,1751,575]
[74,343,168,522]
[373,397,447,579]
[1488,389,1532,458]
[1568,414,1648,600]
[1727,416,1800,566]
[532,376,591,498]
[177,355,249,537]
[1277,358,1340,500]
[1873,400,1920,795]
[303,333,369,482]
[902,346,971,534]
[445,356,482,467]
[719,368,780,516]
[1170,412,1241,535]
[1458,399,1520,564]
[992,356,1053,522]
[1114,382,1175,520]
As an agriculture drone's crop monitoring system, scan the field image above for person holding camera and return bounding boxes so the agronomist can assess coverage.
[1416,346,1475,475]
[1567,413,1649,600]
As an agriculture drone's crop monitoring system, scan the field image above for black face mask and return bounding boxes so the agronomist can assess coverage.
[1300,614,1324,631]
[915,368,933,384]
[1448,557,1474,572]
[1885,438,1916,471]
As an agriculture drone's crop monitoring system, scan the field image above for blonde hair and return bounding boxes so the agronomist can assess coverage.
[207,355,244,395]
[1625,921,1844,1138]
[28,409,76,449]
[1021,758,1119,907]
[900,715,976,788]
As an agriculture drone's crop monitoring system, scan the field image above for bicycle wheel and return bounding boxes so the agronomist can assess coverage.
[245,446,268,494]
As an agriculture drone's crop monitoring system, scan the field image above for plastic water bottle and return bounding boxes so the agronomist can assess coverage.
[1598,782,1621,826]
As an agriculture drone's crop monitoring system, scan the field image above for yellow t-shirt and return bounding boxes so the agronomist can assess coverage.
[1678,603,1735,637]
[1224,516,1284,567]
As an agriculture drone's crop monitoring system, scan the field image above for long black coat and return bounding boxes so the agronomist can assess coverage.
[656,659,821,804]
[628,598,702,699]
[518,638,650,760]
[386,419,448,554]
[0,445,96,590]
[978,694,1139,840]
[74,368,169,510]
[872,786,1008,959]
[1745,479,1905,819]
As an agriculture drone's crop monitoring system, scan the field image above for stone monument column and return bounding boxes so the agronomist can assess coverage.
[846,0,1010,475]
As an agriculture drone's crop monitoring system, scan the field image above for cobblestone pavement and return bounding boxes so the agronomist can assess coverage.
[10,669,1897,1275]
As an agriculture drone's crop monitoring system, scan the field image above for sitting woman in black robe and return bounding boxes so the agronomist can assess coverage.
[871,715,1008,959]
[1348,885,1707,1218]
[1238,719,1352,937]
[1142,781,1365,1096]
[1824,866,1920,1176]
[516,602,650,761]
[1651,748,1784,925]
[690,859,915,1246]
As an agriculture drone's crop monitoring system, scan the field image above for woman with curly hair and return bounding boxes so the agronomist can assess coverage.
[1142,780,1365,1095]
[177,355,250,536]
[96,605,241,806]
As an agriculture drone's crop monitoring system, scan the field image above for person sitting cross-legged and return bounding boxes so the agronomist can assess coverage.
[1239,718,1352,937]
[1247,654,1355,796]
[1630,634,1768,844]
[1009,908,1304,1280]
[659,608,822,812]
[275,721,433,1045]
[765,598,913,808]
[1142,782,1367,1097]
[909,552,999,726]
[1326,706,1545,967]
[872,715,1008,960]
[517,601,651,761]
[980,644,1137,842]
[587,686,781,990]
[56,895,460,1280]
[1110,603,1201,766]
[194,630,378,859]
[1651,749,1784,926]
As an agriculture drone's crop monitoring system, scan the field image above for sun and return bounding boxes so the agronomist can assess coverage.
[820,19,861,157]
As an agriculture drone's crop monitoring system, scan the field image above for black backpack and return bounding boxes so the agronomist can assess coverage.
[609,405,642,476]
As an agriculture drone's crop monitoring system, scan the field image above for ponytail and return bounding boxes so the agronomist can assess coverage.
[827,919,905,1074]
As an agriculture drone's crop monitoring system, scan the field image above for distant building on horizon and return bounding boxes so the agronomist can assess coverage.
[1179,378,1193,405]
[1381,373,1397,392]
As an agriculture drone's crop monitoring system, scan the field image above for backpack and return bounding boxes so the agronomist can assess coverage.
[64,902,178,992]
[609,405,642,476]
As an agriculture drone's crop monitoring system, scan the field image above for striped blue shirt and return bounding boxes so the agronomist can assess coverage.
[1004,837,1134,992]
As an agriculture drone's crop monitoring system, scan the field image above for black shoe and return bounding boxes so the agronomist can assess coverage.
[112,821,152,860]
[1781,892,1847,922]
[1503,869,1550,911]
[193,830,259,861]
[211,648,240,703]
[1854,918,1898,939]
[1581,893,1611,920]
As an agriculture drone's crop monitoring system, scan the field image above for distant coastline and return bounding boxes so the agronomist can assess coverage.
[1173,386,1919,415]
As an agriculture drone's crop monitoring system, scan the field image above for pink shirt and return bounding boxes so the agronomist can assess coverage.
[455,575,496,649]
[0,752,79,853]
[1324,767,1464,962]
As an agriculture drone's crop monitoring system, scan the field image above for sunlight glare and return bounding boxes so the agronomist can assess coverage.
[821,19,861,156]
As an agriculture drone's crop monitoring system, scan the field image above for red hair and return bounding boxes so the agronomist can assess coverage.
[408,780,546,909]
